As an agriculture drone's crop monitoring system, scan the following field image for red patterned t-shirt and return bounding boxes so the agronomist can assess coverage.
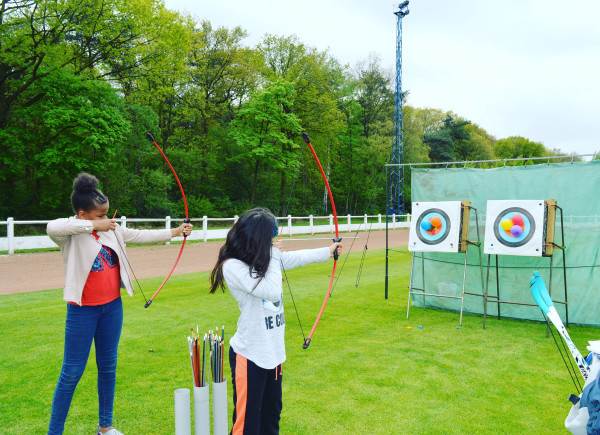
[71,231,121,306]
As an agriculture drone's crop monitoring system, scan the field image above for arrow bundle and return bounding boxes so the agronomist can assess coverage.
[209,326,225,384]
[188,327,207,388]
[187,325,225,388]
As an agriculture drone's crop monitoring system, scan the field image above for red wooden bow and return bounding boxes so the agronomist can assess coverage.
[301,132,341,349]
[144,132,190,308]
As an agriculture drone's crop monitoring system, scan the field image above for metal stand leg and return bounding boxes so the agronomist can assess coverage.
[421,253,426,309]
[484,254,491,329]
[459,249,468,326]
[476,212,485,327]
[495,255,501,320]
[558,206,569,326]
[407,252,415,319]
[547,255,553,337]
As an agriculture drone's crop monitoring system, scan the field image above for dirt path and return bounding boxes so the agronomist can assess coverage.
[0,229,409,295]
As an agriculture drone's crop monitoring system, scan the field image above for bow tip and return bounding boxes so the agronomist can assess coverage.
[302,338,311,349]
[144,299,153,308]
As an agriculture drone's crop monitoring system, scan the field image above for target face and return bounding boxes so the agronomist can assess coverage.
[409,202,463,252]
[415,209,451,244]
[484,200,545,256]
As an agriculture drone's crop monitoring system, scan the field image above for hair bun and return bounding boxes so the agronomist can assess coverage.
[72,172,99,193]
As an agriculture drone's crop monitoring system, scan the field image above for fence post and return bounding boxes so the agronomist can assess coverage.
[165,216,171,245]
[329,214,333,234]
[309,215,314,235]
[378,214,382,230]
[287,215,292,236]
[7,217,14,255]
[347,214,351,232]
[234,215,239,225]
[203,216,208,242]
[120,216,127,230]
[392,214,396,230]
[364,214,368,229]
[407,213,411,227]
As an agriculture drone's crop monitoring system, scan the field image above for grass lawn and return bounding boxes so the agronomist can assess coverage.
[0,247,591,434]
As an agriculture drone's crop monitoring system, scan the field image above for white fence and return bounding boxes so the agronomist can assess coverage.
[0,214,411,255]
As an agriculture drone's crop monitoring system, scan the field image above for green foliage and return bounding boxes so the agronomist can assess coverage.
[256,34,346,215]
[355,54,395,139]
[0,70,130,218]
[402,106,443,164]
[495,136,551,163]
[457,123,496,162]
[0,1,575,220]
[424,115,471,162]
[229,81,302,206]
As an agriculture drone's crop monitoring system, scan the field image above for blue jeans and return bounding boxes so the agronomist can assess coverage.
[48,297,123,435]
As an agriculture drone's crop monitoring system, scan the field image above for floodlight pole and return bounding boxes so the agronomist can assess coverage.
[387,1,410,218]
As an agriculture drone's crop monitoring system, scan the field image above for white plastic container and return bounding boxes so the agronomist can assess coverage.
[174,388,191,435]
[212,379,228,435]
[193,385,210,435]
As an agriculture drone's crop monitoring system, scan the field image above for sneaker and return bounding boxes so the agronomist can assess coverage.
[96,428,124,435]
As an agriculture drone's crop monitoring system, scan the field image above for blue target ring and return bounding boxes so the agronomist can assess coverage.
[493,207,536,247]
[415,208,451,245]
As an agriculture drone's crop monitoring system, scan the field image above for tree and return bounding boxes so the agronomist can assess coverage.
[256,34,344,214]
[494,136,550,162]
[0,70,130,218]
[455,123,495,162]
[0,0,191,218]
[424,115,471,162]
[402,106,446,164]
[228,81,302,207]
[0,0,176,129]
[354,53,394,139]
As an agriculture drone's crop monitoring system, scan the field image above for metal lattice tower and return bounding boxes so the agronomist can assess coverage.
[388,1,409,216]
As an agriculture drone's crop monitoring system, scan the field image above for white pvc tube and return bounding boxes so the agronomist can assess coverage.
[174,388,191,435]
[193,385,210,435]
[212,379,228,435]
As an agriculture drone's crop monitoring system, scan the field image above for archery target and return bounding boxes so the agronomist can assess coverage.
[484,200,545,256]
[409,201,463,253]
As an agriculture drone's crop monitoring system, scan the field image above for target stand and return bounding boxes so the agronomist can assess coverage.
[407,201,484,327]
[482,199,568,328]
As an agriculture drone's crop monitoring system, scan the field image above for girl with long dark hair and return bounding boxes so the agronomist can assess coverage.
[210,208,341,434]
[46,173,192,435]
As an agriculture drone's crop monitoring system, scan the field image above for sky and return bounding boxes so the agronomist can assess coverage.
[163,0,600,157]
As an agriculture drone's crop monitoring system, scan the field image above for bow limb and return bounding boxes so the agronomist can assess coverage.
[301,131,341,349]
[144,132,190,308]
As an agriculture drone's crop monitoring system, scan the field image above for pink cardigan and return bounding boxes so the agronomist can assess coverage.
[47,217,172,305]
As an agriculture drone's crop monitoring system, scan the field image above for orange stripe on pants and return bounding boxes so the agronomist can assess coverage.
[232,353,248,435]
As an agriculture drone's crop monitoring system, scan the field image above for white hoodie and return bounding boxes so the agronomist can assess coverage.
[224,246,330,369]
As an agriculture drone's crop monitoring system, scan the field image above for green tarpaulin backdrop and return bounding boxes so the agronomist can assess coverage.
[409,160,600,326]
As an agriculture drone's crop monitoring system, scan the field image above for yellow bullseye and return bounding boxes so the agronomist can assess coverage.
[501,219,513,231]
